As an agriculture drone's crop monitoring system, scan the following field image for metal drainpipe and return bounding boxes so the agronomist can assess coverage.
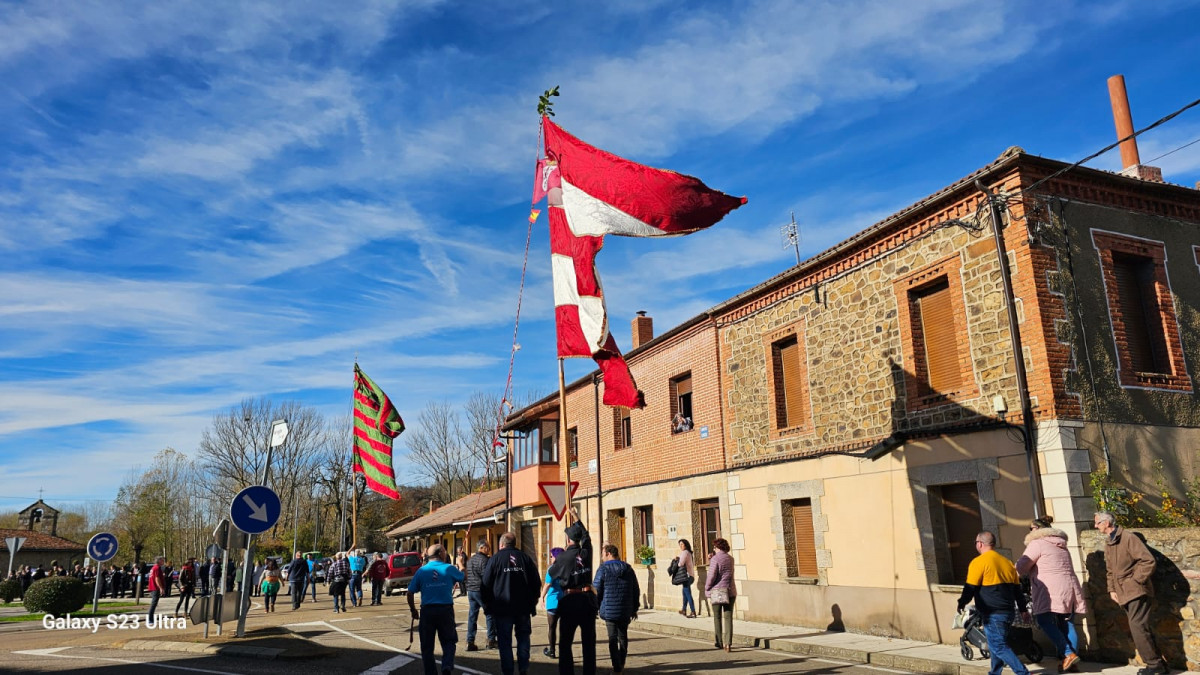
[594,372,603,536]
[976,179,1046,519]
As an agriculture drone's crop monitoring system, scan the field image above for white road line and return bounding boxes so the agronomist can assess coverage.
[330,617,363,622]
[317,621,488,675]
[12,647,240,674]
[359,653,417,674]
[814,657,855,665]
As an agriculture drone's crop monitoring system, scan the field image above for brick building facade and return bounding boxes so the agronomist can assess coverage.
[503,150,1200,643]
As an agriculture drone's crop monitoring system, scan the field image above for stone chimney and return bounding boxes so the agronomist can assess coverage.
[1107,75,1163,182]
[632,311,653,349]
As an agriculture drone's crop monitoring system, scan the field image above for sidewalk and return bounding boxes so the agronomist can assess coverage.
[629,609,1142,675]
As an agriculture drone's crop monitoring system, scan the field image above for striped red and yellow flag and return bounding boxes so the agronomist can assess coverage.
[352,365,405,500]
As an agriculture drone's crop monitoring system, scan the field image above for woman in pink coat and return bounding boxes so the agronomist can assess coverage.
[1015,516,1088,673]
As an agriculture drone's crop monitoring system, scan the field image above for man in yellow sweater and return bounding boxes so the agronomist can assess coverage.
[957,531,1032,675]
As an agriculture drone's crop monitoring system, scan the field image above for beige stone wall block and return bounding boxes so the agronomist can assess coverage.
[821,469,922,589]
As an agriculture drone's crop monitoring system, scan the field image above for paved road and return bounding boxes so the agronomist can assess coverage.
[1,594,921,674]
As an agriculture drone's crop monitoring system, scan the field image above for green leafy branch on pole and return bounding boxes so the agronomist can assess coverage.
[538,86,560,117]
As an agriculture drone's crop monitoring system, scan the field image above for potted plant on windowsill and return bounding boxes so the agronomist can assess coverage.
[635,545,656,566]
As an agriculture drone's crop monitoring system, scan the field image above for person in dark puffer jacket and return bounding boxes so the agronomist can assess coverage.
[482,532,542,675]
[465,540,497,651]
[593,544,640,675]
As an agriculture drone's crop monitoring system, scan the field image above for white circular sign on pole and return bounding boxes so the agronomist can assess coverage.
[270,420,289,448]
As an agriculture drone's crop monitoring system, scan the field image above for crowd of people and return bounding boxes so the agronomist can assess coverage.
[2,509,1178,675]
[957,512,1168,675]
[405,508,644,675]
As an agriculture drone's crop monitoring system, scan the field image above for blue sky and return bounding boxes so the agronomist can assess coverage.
[2,0,1200,511]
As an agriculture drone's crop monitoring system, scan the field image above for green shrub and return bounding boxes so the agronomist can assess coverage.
[78,581,96,607]
[0,577,20,603]
[23,576,85,615]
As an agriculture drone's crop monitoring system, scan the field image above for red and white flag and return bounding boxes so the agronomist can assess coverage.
[536,118,746,408]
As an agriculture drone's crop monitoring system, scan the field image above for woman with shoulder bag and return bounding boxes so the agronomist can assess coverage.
[671,539,697,618]
[704,538,737,652]
[328,552,351,614]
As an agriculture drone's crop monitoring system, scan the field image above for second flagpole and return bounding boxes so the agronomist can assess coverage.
[558,358,572,525]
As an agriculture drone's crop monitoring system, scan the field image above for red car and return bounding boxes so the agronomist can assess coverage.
[385,551,422,595]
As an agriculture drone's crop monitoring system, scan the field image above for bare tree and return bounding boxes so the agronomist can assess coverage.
[405,401,473,504]
[195,398,327,541]
[463,391,504,489]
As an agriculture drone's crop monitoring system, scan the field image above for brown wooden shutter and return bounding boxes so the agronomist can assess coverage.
[918,282,962,393]
[780,339,806,428]
[940,483,982,584]
[791,499,819,577]
[772,342,788,428]
[1112,254,1168,374]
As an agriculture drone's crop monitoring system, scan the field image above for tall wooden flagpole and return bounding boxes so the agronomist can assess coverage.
[559,358,572,524]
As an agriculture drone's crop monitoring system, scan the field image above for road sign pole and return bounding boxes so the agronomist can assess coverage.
[217,539,230,636]
[235,536,255,638]
[228,479,283,639]
[91,572,102,613]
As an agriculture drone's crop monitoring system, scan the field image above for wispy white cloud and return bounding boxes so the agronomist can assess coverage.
[0,0,1191,508]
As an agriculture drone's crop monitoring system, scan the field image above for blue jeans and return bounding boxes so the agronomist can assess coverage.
[1035,612,1076,658]
[494,613,532,675]
[350,572,363,605]
[466,590,496,644]
[983,612,1030,675]
[306,576,318,600]
[418,604,457,675]
[147,590,160,623]
[682,584,696,614]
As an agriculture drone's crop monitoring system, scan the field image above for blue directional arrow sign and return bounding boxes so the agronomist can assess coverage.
[87,532,119,563]
[230,485,281,534]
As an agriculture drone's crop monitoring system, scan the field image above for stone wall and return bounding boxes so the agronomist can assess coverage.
[1079,528,1200,670]
[717,200,1024,465]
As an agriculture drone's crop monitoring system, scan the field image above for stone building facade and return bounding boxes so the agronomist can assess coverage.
[504,150,1200,646]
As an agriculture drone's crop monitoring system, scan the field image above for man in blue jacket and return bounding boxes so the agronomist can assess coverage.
[408,545,464,675]
[348,549,367,607]
[481,532,542,675]
[593,544,640,675]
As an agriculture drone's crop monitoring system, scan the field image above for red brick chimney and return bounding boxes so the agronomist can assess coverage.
[1107,75,1163,182]
[631,311,653,349]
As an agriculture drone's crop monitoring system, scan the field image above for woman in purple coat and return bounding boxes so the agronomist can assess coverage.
[1016,516,1088,673]
[704,538,737,652]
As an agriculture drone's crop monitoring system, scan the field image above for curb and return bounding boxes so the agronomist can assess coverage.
[122,639,284,660]
[629,619,994,675]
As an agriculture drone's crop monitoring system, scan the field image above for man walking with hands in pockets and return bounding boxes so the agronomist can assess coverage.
[482,532,542,675]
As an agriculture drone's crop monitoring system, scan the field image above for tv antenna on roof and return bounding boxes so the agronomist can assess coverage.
[780,211,801,265]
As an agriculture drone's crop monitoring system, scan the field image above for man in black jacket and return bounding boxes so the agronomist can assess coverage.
[548,509,596,675]
[482,532,542,675]
[197,559,210,597]
[465,540,497,651]
[286,552,309,610]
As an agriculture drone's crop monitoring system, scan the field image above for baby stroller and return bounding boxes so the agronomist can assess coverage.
[958,605,1044,663]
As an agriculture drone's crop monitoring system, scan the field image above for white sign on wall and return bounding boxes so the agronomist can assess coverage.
[588,459,598,474]
[667,525,678,540]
